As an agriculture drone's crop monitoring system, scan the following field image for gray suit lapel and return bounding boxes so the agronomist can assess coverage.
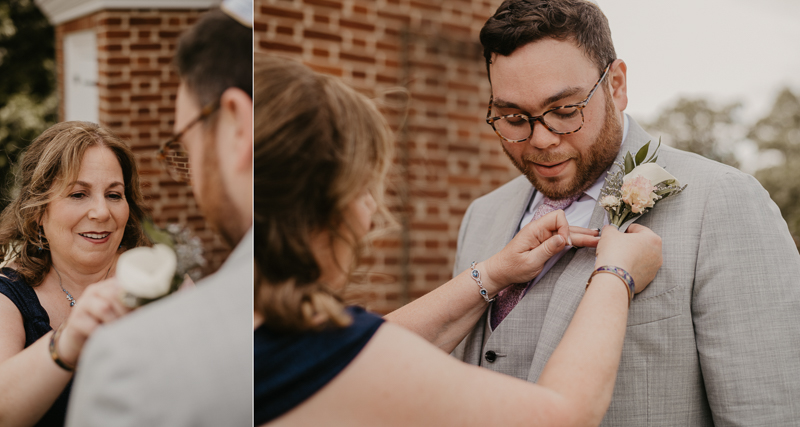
[525,116,661,381]
[452,177,534,363]
[491,179,536,252]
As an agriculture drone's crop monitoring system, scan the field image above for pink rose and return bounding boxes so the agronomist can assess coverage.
[620,175,658,214]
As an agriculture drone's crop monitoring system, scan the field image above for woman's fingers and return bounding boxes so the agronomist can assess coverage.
[569,226,599,236]
[57,279,133,365]
[518,210,570,245]
[569,233,600,248]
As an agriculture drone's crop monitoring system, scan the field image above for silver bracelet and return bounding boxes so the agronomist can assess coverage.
[470,261,495,303]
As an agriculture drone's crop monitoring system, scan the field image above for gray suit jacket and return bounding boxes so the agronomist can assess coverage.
[452,118,800,426]
[66,230,253,427]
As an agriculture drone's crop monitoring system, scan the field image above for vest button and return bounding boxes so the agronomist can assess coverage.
[484,350,497,363]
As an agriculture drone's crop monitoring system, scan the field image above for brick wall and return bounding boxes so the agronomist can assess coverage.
[256,0,517,313]
[55,8,231,274]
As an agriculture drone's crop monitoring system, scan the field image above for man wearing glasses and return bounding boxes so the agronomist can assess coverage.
[452,0,800,425]
[66,2,253,426]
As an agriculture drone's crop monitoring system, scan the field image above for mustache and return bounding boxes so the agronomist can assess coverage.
[522,151,577,164]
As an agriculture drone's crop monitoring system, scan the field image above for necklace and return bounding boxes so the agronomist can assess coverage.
[52,264,113,308]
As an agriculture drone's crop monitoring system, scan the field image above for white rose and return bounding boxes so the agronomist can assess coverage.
[116,244,177,299]
[623,162,680,187]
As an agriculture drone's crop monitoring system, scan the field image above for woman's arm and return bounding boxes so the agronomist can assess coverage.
[0,296,72,427]
[0,279,130,427]
[384,210,599,353]
[273,224,661,427]
[536,224,662,423]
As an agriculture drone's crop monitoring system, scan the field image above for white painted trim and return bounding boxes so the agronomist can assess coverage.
[35,0,221,25]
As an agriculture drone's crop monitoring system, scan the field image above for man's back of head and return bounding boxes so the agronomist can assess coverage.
[175,9,252,107]
[172,9,253,247]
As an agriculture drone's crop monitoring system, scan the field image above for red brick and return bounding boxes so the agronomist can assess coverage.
[131,70,161,77]
[99,18,122,25]
[130,95,162,102]
[304,0,343,9]
[130,17,161,25]
[304,30,342,42]
[377,10,411,23]
[260,41,303,53]
[448,175,481,186]
[340,52,374,63]
[340,19,375,31]
[130,43,162,51]
[103,30,130,38]
[262,6,303,20]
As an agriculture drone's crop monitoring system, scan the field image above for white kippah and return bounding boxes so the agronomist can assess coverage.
[221,0,252,28]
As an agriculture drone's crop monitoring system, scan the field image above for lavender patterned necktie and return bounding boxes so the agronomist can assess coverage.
[490,193,581,330]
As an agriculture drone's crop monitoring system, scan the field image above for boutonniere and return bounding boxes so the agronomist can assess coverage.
[117,220,207,308]
[599,139,686,228]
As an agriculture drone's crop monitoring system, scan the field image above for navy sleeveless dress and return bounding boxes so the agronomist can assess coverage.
[254,306,384,424]
[0,267,72,427]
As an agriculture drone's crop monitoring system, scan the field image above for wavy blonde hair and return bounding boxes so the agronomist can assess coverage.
[0,121,149,286]
[254,55,395,332]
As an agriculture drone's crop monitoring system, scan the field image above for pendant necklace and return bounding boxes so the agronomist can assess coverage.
[52,264,113,307]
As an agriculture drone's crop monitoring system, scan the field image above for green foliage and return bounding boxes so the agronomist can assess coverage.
[645,90,800,249]
[0,0,56,210]
[644,98,741,168]
[751,88,800,247]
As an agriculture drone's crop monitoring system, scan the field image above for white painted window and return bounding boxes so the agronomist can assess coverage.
[63,30,98,123]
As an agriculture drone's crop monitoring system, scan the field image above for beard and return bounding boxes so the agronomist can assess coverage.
[503,91,623,199]
[197,131,244,248]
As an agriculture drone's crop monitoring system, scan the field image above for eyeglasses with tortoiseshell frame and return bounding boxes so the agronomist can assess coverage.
[485,62,613,143]
[157,99,220,183]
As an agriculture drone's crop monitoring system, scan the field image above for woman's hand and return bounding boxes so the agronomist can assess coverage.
[54,278,132,367]
[483,210,600,291]
[595,224,663,293]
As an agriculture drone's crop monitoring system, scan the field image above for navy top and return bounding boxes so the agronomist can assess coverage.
[0,267,72,427]
[254,306,384,424]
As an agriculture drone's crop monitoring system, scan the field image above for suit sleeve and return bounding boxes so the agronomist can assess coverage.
[65,325,154,427]
[693,171,800,426]
[452,201,475,279]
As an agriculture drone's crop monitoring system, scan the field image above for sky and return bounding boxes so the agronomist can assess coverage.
[598,0,800,125]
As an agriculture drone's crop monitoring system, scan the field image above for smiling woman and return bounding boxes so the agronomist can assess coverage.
[0,121,149,427]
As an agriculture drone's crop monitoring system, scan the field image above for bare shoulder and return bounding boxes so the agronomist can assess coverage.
[0,290,27,363]
[272,322,569,426]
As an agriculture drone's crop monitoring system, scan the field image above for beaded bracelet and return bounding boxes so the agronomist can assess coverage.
[49,322,76,372]
[585,265,635,307]
[470,262,495,303]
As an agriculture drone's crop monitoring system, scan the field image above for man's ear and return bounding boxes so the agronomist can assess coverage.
[218,87,253,174]
[608,59,628,112]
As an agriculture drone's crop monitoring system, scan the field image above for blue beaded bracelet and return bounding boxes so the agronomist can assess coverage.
[470,261,495,303]
[586,265,635,307]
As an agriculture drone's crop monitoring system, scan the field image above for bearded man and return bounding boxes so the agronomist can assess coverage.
[452,1,800,425]
[65,3,253,426]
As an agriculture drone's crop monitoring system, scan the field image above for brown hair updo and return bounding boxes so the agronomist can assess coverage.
[254,55,394,332]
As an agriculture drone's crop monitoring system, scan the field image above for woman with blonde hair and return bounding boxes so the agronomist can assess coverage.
[254,55,663,426]
[0,122,149,426]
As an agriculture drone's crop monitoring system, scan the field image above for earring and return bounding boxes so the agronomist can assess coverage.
[38,229,44,251]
